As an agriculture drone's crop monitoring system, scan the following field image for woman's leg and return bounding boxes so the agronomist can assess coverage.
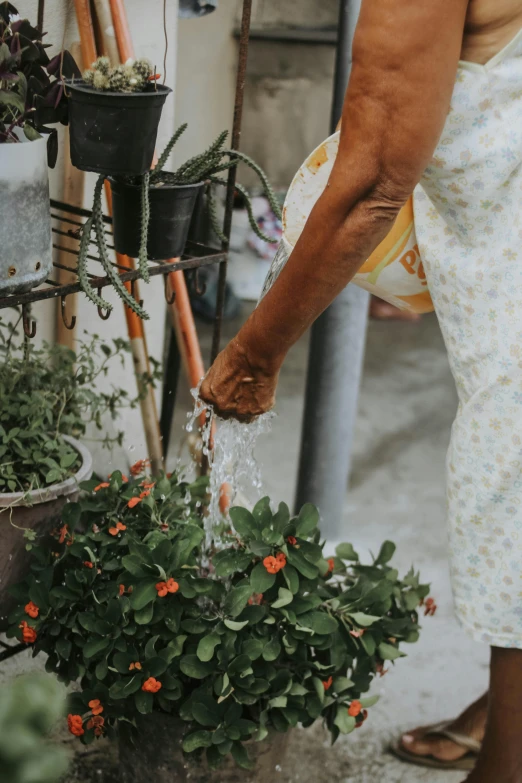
[466,648,522,783]
[400,692,488,762]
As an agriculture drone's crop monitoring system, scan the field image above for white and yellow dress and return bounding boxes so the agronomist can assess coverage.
[414,28,522,648]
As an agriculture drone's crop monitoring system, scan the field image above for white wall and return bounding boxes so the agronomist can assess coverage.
[13,0,179,474]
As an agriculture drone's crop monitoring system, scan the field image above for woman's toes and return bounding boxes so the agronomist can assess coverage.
[401,732,468,761]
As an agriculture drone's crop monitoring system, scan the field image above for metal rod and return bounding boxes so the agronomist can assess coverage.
[159,326,182,461]
[294,0,368,537]
[50,198,113,226]
[210,0,252,364]
[37,0,45,32]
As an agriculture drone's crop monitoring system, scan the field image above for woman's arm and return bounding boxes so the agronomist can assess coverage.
[201,0,469,420]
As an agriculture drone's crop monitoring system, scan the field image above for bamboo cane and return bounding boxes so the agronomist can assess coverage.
[74,0,163,476]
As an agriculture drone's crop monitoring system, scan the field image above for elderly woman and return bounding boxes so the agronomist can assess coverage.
[201,1,522,780]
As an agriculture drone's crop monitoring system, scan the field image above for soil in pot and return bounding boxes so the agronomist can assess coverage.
[67,83,171,175]
[118,712,289,783]
[0,436,92,628]
[110,179,204,261]
[0,131,52,295]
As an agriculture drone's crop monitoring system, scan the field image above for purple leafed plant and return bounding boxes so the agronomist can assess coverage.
[0,1,80,165]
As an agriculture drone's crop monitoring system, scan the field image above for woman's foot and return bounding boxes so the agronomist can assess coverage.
[400,692,488,763]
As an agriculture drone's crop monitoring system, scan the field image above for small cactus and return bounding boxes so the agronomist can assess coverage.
[83,57,154,93]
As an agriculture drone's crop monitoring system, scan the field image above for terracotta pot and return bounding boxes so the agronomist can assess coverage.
[0,436,92,628]
[119,712,289,783]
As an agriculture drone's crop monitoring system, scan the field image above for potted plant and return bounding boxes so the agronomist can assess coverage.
[66,56,171,176]
[0,315,160,626]
[8,463,434,782]
[0,674,69,783]
[0,2,80,295]
[77,122,281,319]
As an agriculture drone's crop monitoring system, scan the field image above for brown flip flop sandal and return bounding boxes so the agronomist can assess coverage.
[390,721,481,771]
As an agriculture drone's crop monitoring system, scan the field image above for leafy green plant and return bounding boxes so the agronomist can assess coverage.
[8,463,432,770]
[0,316,161,492]
[0,673,69,783]
[78,125,281,318]
[0,2,80,163]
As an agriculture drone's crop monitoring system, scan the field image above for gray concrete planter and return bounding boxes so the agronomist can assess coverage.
[119,712,289,783]
[0,436,92,627]
[0,131,52,295]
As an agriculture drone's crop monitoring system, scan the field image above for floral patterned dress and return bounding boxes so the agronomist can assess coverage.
[413,27,522,647]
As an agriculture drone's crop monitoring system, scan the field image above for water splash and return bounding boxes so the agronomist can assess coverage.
[185,384,274,548]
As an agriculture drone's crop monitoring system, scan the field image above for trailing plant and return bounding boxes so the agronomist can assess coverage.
[82,56,156,93]
[0,673,69,783]
[0,2,80,163]
[8,464,433,770]
[78,124,282,317]
[0,316,161,493]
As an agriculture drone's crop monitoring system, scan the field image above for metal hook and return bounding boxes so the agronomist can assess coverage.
[60,296,76,330]
[96,289,111,321]
[164,275,176,305]
[192,268,207,297]
[22,304,36,338]
[130,279,144,308]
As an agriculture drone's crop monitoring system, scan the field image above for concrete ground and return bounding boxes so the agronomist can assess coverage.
[1,305,490,782]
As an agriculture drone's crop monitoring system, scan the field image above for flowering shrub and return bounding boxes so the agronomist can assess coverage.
[8,464,431,770]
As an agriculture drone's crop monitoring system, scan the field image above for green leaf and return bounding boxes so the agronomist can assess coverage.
[229,506,258,539]
[271,587,293,609]
[374,541,396,566]
[197,633,221,662]
[231,742,255,770]
[252,497,272,527]
[56,638,72,659]
[262,637,281,662]
[335,542,359,561]
[286,548,318,579]
[348,612,381,627]
[129,581,157,611]
[134,603,154,625]
[250,562,275,593]
[378,642,406,661]
[283,564,299,594]
[134,690,154,714]
[122,555,148,578]
[182,731,212,753]
[83,637,110,659]
[334,707,356,735]
[298,612,338,635]
[180,655,214,679]
[0,90,24,112]
[159,636,187,662]
[213,550,252,577]
[332,676,354,693]
[192,696,221,727]
[295,503,319,537]
[224,619,249,631]
[223,584,252,618]
[268,695,287,708]
[360,694,380,708]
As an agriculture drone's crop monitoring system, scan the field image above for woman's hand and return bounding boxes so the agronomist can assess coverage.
[200,338,280,422]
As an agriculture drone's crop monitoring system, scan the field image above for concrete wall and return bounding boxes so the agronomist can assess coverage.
[12,0,179,473]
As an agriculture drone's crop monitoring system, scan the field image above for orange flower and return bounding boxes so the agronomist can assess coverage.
[166,578,179,594]
[129,661,142,671]
[86,715,104,730]
[275,552,286,568]
[130,459,150,476]
[287,536,297,545]
[142,677,162,693]
[348,700,362,717]
[88,699,104,716]
[156,581,168,597]
[248,593,263,605]
[84,561,93,568]
[108,521,127,536]
[25,601,39,619]
[263,556,279,574]
[376,661,388,677]
[355,709,369,729]
[424,597,437,617]
[140,481,155,489]
[139,490,150,499]
[119,584,126,597]
[58,525,68,544]
[127,496,142,509]
[349,629,365,638]
[323,676,333,691]
[327,558,335,573]
[94,482,110,492]
[19,620,37,644]
[67,714,84,737]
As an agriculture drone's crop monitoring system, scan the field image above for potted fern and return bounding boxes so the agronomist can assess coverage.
[78,124,281,320]
[66,57,171,175]
[0,3,79,295]
[8,465,434,781]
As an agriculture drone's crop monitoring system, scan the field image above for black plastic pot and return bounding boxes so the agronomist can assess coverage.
[66,82,171,175]
[110,178,205,260]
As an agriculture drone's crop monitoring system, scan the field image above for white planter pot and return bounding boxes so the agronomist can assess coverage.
[0,132,52,295]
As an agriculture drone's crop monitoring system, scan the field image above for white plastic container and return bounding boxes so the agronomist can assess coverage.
[0,131,52,295]
[264,131,434,314]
